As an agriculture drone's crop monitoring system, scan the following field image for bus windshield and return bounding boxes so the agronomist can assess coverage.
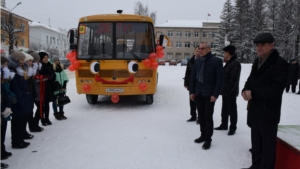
[78,22,155,60]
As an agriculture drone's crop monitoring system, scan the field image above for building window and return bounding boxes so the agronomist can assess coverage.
[203,32,208,38]
[194,31,199,38]
[211,32,216,38]
[184,42,190,48]
[176,31,182,37]
[176,42,182,48]
[175,53,181,59]
[168,31,173,37]
[185,31,191,37]
[184,53,190,59]
[21,39,25,46]
[167,53,173,59]
[211,42,217,49]
[53,37,55,45]
[1,34,5,43]
[168,41,173,48]
[1,16,5,25]
[193,42,199,48]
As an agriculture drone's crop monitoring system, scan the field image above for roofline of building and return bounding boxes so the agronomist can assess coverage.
[0,7,32,22]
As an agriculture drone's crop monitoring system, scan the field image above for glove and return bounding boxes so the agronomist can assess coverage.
[38,63,42,70]
[2,108,13,118]
[9,71,15,79]
[16,67,24,76]
[27,67,34,77]
[2,67,10,79]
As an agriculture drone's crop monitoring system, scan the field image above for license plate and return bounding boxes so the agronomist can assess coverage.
[106,88,124,92]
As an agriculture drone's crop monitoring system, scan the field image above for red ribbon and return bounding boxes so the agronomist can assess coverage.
[34,75,50,119]
[95,75,134,84]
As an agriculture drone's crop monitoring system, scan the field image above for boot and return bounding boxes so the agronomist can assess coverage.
[296,91,300,95]
[60,111,67,120]
[202,140,212,150]
[1,163,9,168]
[54,113,62,120]
[41,119,48,126]
[44,118,52,125]
[1,151,12,160]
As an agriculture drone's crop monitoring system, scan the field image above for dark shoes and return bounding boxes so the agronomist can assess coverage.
[194,136,205,143]
[1,163,9,168]
[24,133,34,140]
[296,91,300,95]
[30,126,44,132]
[60,112,67,120]
[54,112,67,120]
[42,118,52,126]
[214,125,228,130]
[202,141,211,150]
[1,151,12,160]
[227,130,236,135]
[187,117,196,122]
[12,141,30,149]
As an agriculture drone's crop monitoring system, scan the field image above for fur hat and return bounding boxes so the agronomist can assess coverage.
[28,50,40,62]
[24,52,34,62]
[10,51,26,61]
[1,56,8,64]
[253,33,275,44]
[39,51,49,61]
[51,56,59,62]
[223,45,236,56]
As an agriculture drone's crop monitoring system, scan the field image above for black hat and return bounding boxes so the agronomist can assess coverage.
[253,33,275,44]
[39,51,49,61]
[290,58,296,63]
[223,45,236,56]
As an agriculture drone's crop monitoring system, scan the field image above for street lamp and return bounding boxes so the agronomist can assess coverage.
[8,2,22,54]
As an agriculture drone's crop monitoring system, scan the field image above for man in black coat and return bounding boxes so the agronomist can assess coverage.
[242,33,288,169]
[184,46,199,122]
[286,58,299,93]
[215,45,241,136]
[190,42,223,150]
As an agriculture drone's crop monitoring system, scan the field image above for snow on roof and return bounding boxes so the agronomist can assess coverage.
[0,5,32,21]
[30,21,67,34]
[155,19,220,28]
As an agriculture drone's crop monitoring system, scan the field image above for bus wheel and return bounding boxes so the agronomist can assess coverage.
[86,94,98,104]
[146,94,153,104]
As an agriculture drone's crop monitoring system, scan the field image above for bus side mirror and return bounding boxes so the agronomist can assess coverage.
[158,34,170,48]
[68,28,78,50]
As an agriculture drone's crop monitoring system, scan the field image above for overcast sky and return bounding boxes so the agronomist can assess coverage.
[6,0,225,30]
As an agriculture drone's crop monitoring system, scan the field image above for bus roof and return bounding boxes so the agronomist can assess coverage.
[79,14,153,23]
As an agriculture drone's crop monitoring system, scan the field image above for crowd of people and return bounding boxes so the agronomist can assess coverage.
[184,33,295,169]
[1,50,69,168]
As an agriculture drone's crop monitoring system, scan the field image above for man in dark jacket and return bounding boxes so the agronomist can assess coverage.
[286,58,299,93]
[184,46,199,122]
[215,45,241,136]
[242,33,288,169]
[190,42,223,150]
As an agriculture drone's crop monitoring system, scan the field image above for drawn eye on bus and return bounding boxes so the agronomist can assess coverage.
[127,61,138,74]
[90,61,100,74]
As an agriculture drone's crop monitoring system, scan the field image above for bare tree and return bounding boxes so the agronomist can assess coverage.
[30,43,39,51]
[1,13,25,55]
[134,1,157,25]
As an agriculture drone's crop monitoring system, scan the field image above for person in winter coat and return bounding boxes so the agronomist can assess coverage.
[184,46,199,122]
[27,50,44,132]
[215,45,241,136]
[51,56,69,120]
[242,33,288,169]
[189,42,223,150]
[1,56,13,161]
[8,51,34,149]
[285,58,299,93]
[33,51,56,126]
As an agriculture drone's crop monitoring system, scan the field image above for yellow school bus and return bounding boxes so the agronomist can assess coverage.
[68,10,168,104]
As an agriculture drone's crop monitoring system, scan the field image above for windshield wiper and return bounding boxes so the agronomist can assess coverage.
[122,44,141,61]
[87,42,100,62]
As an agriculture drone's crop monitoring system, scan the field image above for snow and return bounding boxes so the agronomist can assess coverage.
[155,20,220,28]
[2,64,300,169]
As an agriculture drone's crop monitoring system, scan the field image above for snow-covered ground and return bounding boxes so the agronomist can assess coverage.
[2,64,300,169]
